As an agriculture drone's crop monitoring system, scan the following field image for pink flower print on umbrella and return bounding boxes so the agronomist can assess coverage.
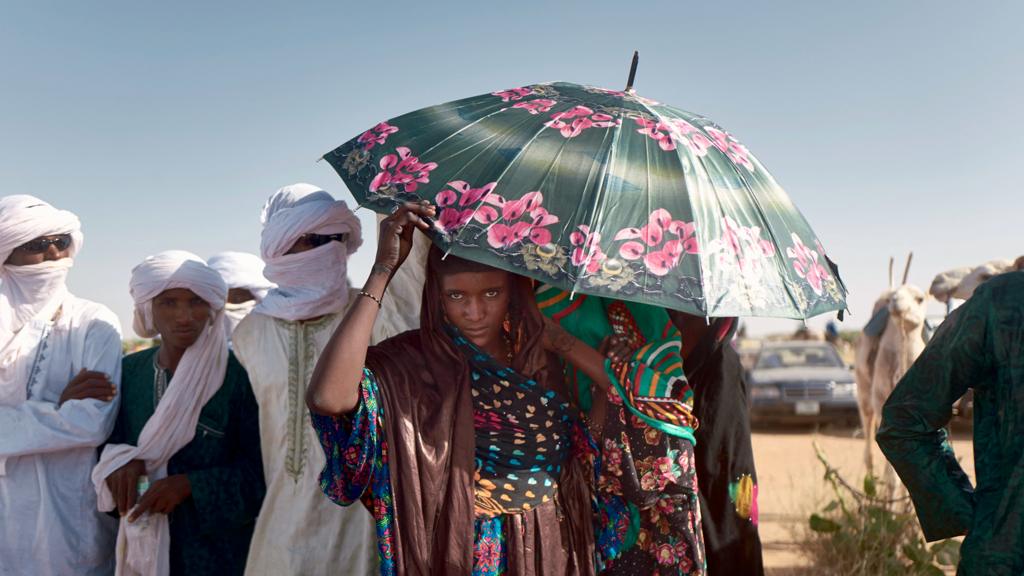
[434,180,500,233]
[705,126,755,171]
[492,86,534,102]
[511,98,557,115]
[484,191,559,248]
[712,215,776,277]
[613,209,699,276]
[634,117,677,151]
[634,117,714,156]
[786,233,830,295]
[487,221,533,248]
[356,122,399,151]
[437,208,476,233]
[545,106,620,139]
[369,147,438,194]
[569,225,606,274]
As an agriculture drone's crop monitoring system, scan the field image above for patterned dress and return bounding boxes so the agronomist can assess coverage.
[538,287,706,575]
[312,334,600,576]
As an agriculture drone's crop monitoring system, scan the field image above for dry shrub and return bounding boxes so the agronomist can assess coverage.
[797,444,960,576]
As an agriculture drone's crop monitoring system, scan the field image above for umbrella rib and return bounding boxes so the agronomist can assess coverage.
[420,101,514,159]
[648,102,709,317]
[570,107,625,298]
[728,153,808,319]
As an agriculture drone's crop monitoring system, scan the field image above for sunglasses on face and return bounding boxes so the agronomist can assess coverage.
[16,234,72,254]
[297,233,347,249]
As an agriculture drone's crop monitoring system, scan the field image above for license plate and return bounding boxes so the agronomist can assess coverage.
[795,401,820,415]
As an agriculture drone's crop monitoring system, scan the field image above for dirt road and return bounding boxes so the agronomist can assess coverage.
[750,425,975,575]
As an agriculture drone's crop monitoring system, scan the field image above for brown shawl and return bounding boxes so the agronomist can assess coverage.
[364,251,595,576]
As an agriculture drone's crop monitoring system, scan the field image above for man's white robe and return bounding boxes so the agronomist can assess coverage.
[233,311,376,576]
[0,296,122,576]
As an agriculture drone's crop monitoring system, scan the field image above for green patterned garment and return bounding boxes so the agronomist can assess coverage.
[536,285,696,442]
[877,272,1024,575]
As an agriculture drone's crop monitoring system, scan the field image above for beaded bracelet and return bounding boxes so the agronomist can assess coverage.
[358,290,383,308]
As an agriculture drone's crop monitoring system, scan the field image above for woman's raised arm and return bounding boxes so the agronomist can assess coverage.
[306,202,434,415]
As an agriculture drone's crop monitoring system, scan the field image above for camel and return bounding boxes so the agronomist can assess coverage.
[952,259,1017,301]
[855,254,928,494]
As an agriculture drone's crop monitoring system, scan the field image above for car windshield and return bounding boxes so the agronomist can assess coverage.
[755,345,843,369]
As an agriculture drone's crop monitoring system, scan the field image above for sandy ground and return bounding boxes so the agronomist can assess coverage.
[750,424,975,575]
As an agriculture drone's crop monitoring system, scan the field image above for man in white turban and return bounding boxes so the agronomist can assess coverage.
[232,184,377,576]
[0,195,122,576]
[92,250,265,576]
[207,251,275,337]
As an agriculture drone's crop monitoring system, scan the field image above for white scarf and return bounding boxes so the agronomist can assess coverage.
[223,300,256,334]
[252,183,362,322]
[0,194,82,474]
[91,250,228,576]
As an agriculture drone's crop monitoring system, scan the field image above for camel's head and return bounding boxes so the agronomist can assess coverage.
[888,284,927,328]
[953,259,1016,300]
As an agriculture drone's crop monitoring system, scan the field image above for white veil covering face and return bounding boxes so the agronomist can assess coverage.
[0,195,83,474]
[253,183,362,322]
[207,251,275,334]
[91,250,228,576]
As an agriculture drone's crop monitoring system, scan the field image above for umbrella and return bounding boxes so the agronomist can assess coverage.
[323,57,846,319]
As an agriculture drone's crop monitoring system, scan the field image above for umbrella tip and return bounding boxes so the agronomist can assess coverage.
[625,51,639,93]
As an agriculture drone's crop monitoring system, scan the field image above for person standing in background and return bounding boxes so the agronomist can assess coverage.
[233,184,377,576]
[207,251,275,340]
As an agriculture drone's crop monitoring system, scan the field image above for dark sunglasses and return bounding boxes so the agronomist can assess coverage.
[298,233,347,248]
[16,234,72,254]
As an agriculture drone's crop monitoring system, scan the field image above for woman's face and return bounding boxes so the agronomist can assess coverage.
[440,270,511,350]
[152,288,212,350]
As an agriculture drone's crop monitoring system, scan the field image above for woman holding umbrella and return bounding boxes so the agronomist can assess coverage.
[306,202,602,576]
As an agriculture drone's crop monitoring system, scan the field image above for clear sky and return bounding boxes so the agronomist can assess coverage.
[2,1,1020,337]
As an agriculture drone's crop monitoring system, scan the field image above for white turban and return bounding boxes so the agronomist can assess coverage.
[93,250,228,576]
[208,251,275,335]
[0,195,83,339]
[253,183,362,321]
[207,251,274,300]
[0,195,83,412]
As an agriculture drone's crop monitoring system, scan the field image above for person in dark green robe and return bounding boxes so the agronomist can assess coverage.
[877,271,1024,575]
[109,347,264,575]
[106,275,266,576]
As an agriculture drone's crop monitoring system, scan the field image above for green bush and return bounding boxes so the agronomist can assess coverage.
[802,445,960,575]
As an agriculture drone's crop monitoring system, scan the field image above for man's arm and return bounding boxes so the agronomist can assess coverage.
[0,312,122,458]
[876,296,989,540]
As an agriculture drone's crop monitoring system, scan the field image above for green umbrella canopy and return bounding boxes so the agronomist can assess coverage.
[324,81,847,319]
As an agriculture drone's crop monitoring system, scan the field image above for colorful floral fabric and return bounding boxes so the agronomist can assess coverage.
[597,387,705,576]
[312,371,397,575]
[537,289,705,575]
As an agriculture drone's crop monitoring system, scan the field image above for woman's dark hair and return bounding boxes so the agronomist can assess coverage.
[420,245,548,381]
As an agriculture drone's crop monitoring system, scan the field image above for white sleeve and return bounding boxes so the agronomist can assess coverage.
[0,312,122,458]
